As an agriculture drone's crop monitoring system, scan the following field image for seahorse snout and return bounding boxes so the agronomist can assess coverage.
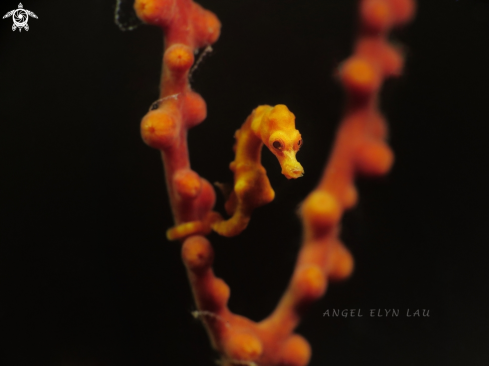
[283,164,304,179]
[280,152,304,179]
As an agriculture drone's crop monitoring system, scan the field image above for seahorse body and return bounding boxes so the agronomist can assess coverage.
[212,104,304,237]
[166,104,304,240]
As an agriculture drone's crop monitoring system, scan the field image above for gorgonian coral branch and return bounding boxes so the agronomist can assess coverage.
[131,0,415,365]
[135,0,221,240]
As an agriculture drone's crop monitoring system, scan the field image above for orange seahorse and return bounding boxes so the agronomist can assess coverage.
[167,104,304,240]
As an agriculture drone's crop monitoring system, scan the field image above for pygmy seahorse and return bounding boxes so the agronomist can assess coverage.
[211,104,304,237]
[166,104,303,240]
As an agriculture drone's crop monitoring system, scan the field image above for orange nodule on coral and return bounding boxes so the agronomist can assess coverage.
[302,191,341,233]
[279,335,312,366]
[389,0,416,25]
[361,0,393,33]
[134,0,175,26]
[328,242,355,281]
[210,277,230,310]
[182,235,214,273]
[341,57,380,95]
[174,169,202,199]
[140,109,178,150]
[381,44,403,76]
[294,265,327,302]
[343,185,358,209]
[183,91,207,128]
[165,44,195,74]
[356,140,394,176]
[355,39,403,78]
[191,3,222,47]
[225,332,263,362]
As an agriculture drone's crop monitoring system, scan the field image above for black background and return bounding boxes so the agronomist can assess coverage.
[1,0,489,365]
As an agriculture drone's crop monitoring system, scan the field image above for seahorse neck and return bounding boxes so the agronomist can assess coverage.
[234,114,264,166]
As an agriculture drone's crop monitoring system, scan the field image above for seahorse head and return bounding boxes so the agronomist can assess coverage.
[255,104,304,179]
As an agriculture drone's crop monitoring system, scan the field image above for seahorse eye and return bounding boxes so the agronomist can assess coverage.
[298,139,302,147]
[273,141,282,150]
